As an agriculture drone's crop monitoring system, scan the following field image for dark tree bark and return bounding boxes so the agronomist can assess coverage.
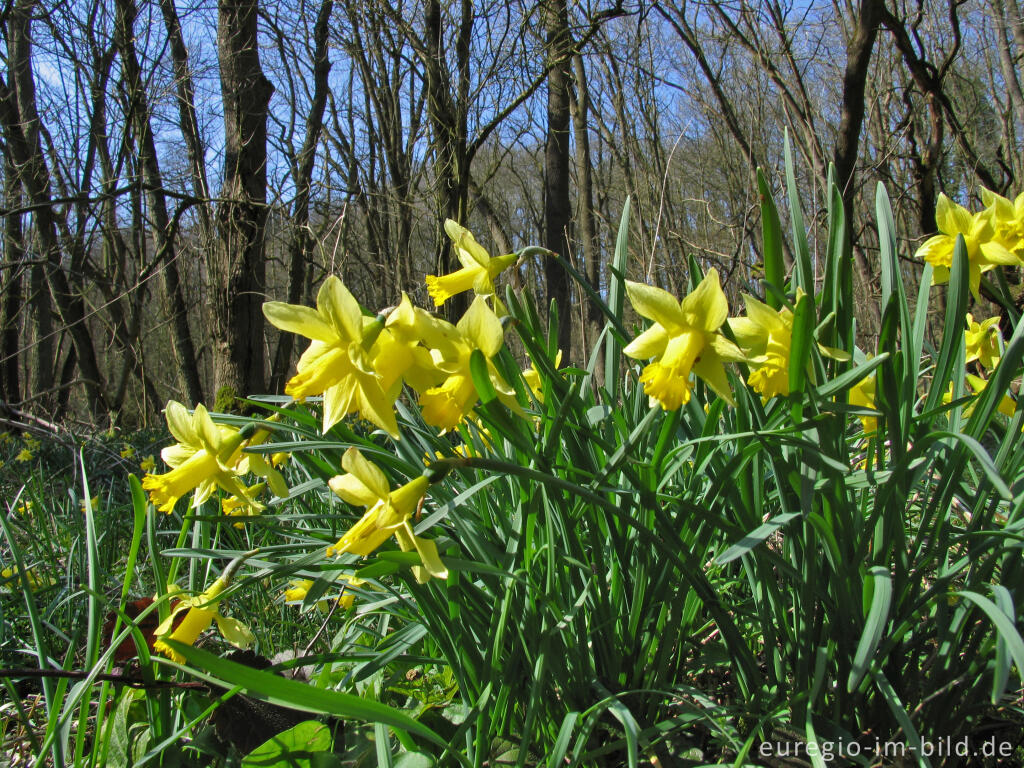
[544,0,574,359]
[1,160,23,404]
[213,0,274,402]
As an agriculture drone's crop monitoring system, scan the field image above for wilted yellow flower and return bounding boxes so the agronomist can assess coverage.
[139,454,156,473]
[964,314,1002,370]
[263,276,399,437]
[418,296,518,431]
[15,449,33,462]
[916,194,1020,298]
[142,402,258,514]
[624,270,745,409]
[425,220,517,306]
[153,552,256,664]
[327,447,446,583]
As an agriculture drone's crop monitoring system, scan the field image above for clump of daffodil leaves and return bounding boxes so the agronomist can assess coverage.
[141,181,1024,720]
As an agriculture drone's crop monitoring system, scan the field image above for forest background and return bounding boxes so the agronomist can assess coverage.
[1,0,1022,426]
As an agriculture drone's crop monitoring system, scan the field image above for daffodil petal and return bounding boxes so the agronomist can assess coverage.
[319,276,363,342]
[340,447,391,501]
[263,301,336,342]
[214,615,255,649]
[458,296,504,357]
[625,281,683,329]
[623,323,668,360]
[681,269,728,332]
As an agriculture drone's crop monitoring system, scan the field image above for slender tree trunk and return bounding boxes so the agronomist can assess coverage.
[1,162,23,404]
[570,52,602,372]
[544,0,573,360]
[271,0,333,392]
[1,0,108,416]
[116,0,204,405]
[213,0,273,403]
[158,0,214,238]
[833,0,883,330]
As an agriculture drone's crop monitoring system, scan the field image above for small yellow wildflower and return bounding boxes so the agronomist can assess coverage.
[327,447,446,583]
[14,500,32,515]
[425,220,517,306]
[15,449,33,462]
[139,454,156,473]
[284,573,363,611]
[624,270,746,409]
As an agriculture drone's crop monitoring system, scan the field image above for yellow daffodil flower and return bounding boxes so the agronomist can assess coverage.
[222,482,265,527]
[729,292,848,401]
[139,454,156,473]
[523,350,562,404]
[623,270,745,409]
[418,296,518,431]
[916,194,1020,298]
[379,293,457,395]
[425,220,517,306]
[1,564,55,592]
[284,573,363,611]
[849,372,878,435]
[964,313,1003,370]
[120,444,135,459]
[142,402,257,514]
[15,449,33,462]
[263,277,399,437]
[980,187,1024,256]
[153,552,256,663]
[966,374,1019,424]
[79,495,101,513]
[327,447,447,583]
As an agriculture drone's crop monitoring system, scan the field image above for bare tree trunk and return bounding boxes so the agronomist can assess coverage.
[1,161,23,404]
[833,0,883,330]
[544,0,574,360]
[213,0,273,403]
[271,0,333,392]
[1,0,108,417]
[158,0,214,238]
[116,0,204,406]
[570,53,602,372]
